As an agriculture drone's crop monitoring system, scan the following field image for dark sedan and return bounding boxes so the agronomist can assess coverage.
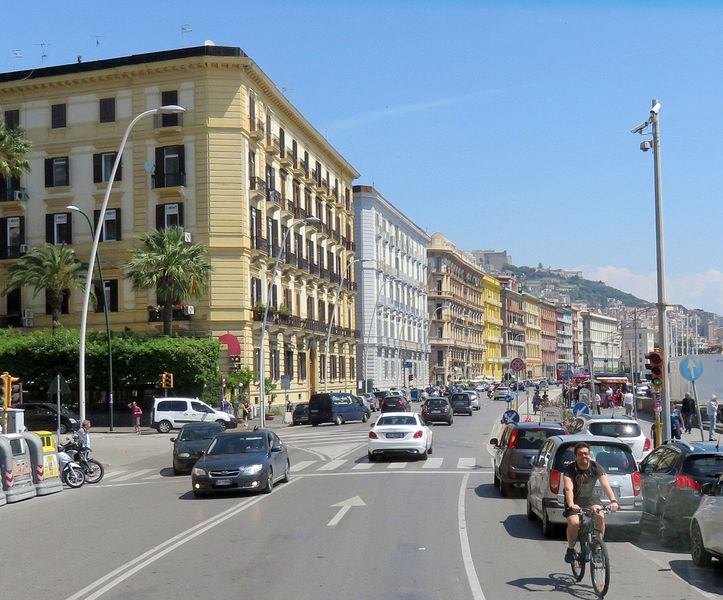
[291,402,310,426]
[16,402,80,434]
[171,422,225,474]
[421,397,454,425]
[191,430,290,497]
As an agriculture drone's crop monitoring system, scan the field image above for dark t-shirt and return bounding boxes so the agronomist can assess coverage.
[681,397,695,414]
[564,460,605,507]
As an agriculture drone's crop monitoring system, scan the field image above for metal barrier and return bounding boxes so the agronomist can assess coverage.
[24,431,63,496]
[0,433,36,502]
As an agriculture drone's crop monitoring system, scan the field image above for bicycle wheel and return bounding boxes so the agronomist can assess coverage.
[589,539,610,598]
[570,539,586,582]
[84,459,104,484]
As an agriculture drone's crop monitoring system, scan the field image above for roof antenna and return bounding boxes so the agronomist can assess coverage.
[181,24,192,40]
[35,42,49,64]
[12,50,23,60]
[94,35,103,48]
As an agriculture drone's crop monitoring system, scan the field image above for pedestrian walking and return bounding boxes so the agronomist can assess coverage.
[623,388,635,416]
[129,401,142,434]
[605,386,613,409]
[707,394,719,441]
[670,402,683,440]
[241,400,251,429]
[681,392,696,434]
[591,389,601,415]
[221,396,232,414]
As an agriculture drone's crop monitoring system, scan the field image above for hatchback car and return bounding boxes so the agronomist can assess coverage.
[368,412,433,461]
[380,396,408,413]
[421,397,453,425]
[639,440,723,544]
[567,414,651,462]
[191,429,289,497]
[490,422,568,497]
[690,473,723,567]
[16,402,80,434]
[291,403,309,426]
[449,393,473,415]
[493,386,511,401]
[171,422,225,474]
[526,434,642,538]
[461,390,481,410]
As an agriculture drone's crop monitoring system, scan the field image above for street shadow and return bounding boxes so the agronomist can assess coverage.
[669,558,723,594]
[636,520,690,553]
[501,514,545,541]
[159,467,178,478]
[474,483,508,499]
[506,572,597,599]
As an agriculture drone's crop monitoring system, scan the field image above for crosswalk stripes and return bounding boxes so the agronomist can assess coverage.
[387,462,408,469]
[457,458,476,469]
[317,459,346,471]
[290,460,316,472]
[110,468,155,482]
[102,470,129,481]
[352,462,374,470]
[423,457,443,469]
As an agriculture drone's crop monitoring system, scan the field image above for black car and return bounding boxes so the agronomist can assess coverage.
[639,440,723,544]
[16,402,80,434]
[171,422,226,474]
[291,402,310,426]
[191,429,290,497]
[449,394,473,416]
[380,396,408,413]
[421,397,453,425]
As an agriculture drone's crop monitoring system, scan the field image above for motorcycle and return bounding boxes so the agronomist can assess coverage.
[60,436,105,484]
[57,444,85,488]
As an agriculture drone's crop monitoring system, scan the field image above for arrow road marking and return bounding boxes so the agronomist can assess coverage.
[327,495,366,527]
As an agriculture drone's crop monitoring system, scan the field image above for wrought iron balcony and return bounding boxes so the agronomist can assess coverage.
[152,172,186,188]
[249,118,265,139]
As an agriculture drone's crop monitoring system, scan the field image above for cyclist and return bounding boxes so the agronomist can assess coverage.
[563,441,618,563]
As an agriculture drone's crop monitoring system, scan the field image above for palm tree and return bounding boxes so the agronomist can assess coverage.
[4,244,87,333]
[0,124,31,179]
[125,226,212,335]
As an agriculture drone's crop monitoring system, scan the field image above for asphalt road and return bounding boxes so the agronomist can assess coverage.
[1,389,721,599]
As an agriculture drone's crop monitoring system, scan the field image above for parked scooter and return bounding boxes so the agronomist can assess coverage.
[60,436,104,484]
[57,443,85,488]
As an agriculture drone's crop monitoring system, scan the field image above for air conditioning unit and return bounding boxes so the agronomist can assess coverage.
[19,244,29,254]
[183,231,192,243]
[22,317,33,328]
[22,309,33,319]
[13,190,28,201]
[182,305,195,316]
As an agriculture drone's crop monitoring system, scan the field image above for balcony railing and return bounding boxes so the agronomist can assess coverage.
[0,315,23,328]
[252,237,269,253]
[148,306,192,322]
[249,118,265,138]
[266,189,282,205]
[152,172,186,188]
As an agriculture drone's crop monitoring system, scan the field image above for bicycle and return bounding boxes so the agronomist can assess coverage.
[570,506,611,598]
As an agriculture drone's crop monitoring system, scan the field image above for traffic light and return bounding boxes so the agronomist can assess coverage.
[167,372,174,388]
[0,372,20,409]
[11,381,22,404]
[408,373,414,383]
[161,372,169,388]
[645,350,664,391]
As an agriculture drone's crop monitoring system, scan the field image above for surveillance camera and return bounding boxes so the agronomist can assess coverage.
[630,120,649,134]
[650,103,661,116]
[640,140,652,152]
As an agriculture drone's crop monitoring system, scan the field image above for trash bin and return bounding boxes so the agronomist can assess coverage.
[24,431,63,496]
[0,433,37,503]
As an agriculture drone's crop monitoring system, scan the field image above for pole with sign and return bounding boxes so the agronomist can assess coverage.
[679,356,705,442]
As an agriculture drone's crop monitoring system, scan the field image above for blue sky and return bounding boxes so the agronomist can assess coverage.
[4,1,722,313]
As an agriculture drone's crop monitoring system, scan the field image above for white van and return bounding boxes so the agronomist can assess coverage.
[151,397,236,433]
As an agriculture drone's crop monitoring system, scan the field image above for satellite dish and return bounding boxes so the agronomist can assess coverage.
[204,39,216,46]
[143,161,155,174]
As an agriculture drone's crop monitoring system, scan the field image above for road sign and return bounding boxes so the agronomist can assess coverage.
[679,355,703,382]
[404,360,413,369]
[510,357,526,373]
[573,402,590,416]
[502,409,520,424]
[541,406,563,424]
[563,370,574,381]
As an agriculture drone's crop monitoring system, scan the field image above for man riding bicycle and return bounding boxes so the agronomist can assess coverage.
[563,441,618,563]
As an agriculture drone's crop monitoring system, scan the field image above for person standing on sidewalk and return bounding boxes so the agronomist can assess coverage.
[707,394,719,441]
[129,401,143,434]
[670,402,683,440]
[623,388,635,416]
[681,392,696,434]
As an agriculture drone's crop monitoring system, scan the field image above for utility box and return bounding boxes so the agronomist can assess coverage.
[0,408,26,434]
[0,433,36,503]
[24,431,62,496]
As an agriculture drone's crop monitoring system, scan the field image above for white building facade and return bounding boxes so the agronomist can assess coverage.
[621,324,655,379]
[353,186,430,391]
[582,311,622,372]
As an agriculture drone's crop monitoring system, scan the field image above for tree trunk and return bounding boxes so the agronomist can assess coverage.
[162,303,173,336]
[51,307,61,335]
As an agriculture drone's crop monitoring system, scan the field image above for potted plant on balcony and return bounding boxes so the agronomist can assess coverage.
[277,304,292,323]
[253,302,266,320]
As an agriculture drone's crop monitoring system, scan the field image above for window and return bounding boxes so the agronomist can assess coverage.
[251,277,262,306]
[155,203,184,229]
[1,216,24,259]
[320,354,326,381]
[45,289,69,315]
[99,98,115,123]
[306,297,315,320]
[437,350,444,366]
[339,357,346,380]
[154,145,185,187]
[298,352,307,380]
[349,357,355,380]
[330,356,337,380]
[45,213,72,245]
[4,110,19,130]
[254,348,261,374]
[93,208,121,242]
[304,189,312,214]
[307,240,315,267]
[93,152,121,183]
[51,103,66,128]
[284,348,294,378]
[271,348,280,381]
[161,91,179,126]
[250,207,262,249]
[94,279,118,312]
[44,157,69,187]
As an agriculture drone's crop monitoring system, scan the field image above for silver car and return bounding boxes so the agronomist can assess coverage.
[461,390,480,410]
[526,434,643,538]
[567,414,652,462]
[690,473,723,567]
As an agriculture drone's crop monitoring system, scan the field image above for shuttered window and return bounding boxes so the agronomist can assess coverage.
[93,208,122,241]
[93,152,121,183]
[51,104,66,128]
[44,157,69,187]
[99,98,115,123]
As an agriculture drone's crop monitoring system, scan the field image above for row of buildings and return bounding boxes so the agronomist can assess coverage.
[0,44,629,406]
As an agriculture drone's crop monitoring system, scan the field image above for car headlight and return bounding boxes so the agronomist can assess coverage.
[191,467,207,477]
[177,452,190,458]
[69,418,78,423]
[241,464,263,475]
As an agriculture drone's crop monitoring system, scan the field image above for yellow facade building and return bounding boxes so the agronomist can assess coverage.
[482,274,503,380]
[0,45,360,404]
[522,292,543,378]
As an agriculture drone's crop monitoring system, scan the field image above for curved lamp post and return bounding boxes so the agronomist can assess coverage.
[68,205,114,430]
[78,105,185,423]
[258,216,320,427]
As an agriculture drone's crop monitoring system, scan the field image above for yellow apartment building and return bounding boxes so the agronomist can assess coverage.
[522,292,543,378]
[481,274,503,380]
[0,45,360,405]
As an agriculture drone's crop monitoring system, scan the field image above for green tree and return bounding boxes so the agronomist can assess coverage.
[125,226,212,335]
[0,124,31,179]
[3,244,87,333]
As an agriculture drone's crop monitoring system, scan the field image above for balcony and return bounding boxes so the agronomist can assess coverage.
[266,134,281,156]
[285,252,298,267]
[153,112,184,131]
[251,237,269,254]
[266,188,282,206]
[249,177,266,201]
[280,148,294,167]
[0,314,22,328]
[152,172,186,188]
[249,118,265,140]
[148,306,192,322]
[0,187,29,203]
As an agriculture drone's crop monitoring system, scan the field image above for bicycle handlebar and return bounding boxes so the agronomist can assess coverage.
[575,505,613,516]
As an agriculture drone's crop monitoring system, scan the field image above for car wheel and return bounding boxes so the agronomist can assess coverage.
[216,419,227,427]
[541,508,557,538]
[500,481,510,497]
[449,418,454,425]
[526,493,535,520]
[428,443,433,455]
[59,423,68,435]
[173,466,181,476]
[658,507,679,547]
[312,423,319,427]
[690,521,712,567]
[362,413,368,423]
[157,420,172,434]
[334,416,342,426]
[419,449,428,461]
[281,460,290,483]
[368,452,377,463]
[263,468,274,494]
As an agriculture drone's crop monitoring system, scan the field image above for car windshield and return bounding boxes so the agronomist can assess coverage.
[588,422,642,438]
[294,403,308,411]
[514,428,565,450]
[554,443,636,474]
[377,416,416,426]
[207,435,267,455]
[427,399,448,407]
[179,425,224,441]
[683,454,723,478]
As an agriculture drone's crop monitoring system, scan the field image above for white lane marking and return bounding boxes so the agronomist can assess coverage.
[102,470,128,481]
[142,474,164,480]
[352,462,373,470]
[290,460,316,472]
[423,457,443,469]
[317,459,346,471]
[387,462,408,469]
[66,479,300,600]
[285,444,327,461]
[326,496,366,527]
[458,473,487,600]
[111,469,155,482]
[457,458,476,469]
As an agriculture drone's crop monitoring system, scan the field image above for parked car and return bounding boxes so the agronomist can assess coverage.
[191,429,289,496]
[567,414,652,462]
[421,397,454,425]
[171,422,225,474]
[151,397,236,433]
[368,412,433,461]
[309,392,369,426]
[380,396,409,413]
[359,393,378,411]
[15,402,80,434]
[690,473,723,567]
[490,422,568,497]
[291,403,310,426]
[449,393,473,416]
[639,440,723,544]
[526,434,642,538]
[493,386,511,401]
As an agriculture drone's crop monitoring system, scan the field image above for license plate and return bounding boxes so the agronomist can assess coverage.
[386,433,404,439]
[431,410,441,414]
[214,479,232,486]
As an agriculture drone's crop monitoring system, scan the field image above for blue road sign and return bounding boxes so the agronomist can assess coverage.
[563,370,574,381]
[404,360,413,369]
[679,356,703,382]
[502,409,520,424]
[505,394,514,403]
[573,402,590,416]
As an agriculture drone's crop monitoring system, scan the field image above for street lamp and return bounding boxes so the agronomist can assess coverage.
[78,104,185,423]
[325,258,371,393]
[68,205,114,430]
[258,216,320,427]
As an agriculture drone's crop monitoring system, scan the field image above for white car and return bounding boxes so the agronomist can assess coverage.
[567,415,651,462]
[493,386,511,401]
[368,412,433,462]
[690,474,723,567]
[463,391,481,410]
